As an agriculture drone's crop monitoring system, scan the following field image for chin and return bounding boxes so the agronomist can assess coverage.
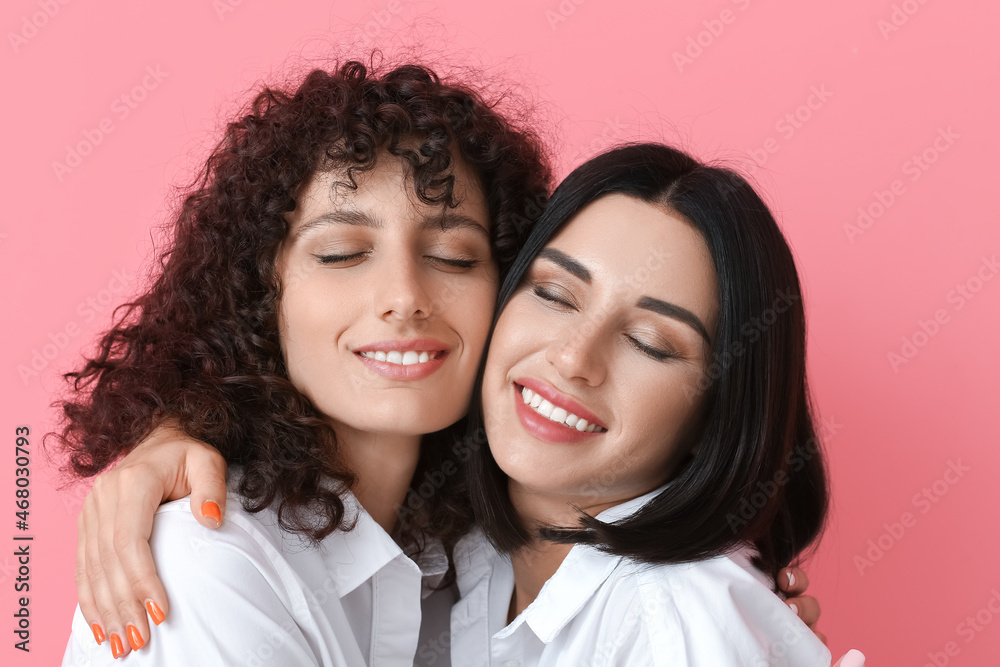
[358,402,467,436]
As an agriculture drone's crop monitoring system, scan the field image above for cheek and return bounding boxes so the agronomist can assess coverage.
[278,277,350,378]
[625,375,705,460]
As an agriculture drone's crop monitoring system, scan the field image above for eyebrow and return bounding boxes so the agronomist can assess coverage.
[295,210,379,238]
[538,248,592,282]
[636,296,712,344]
[295,210,490,241]
[419,213,490,240]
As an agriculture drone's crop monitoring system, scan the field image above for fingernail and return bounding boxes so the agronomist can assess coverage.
[91,623,105,644]
[201,500,221,527]
[110,633,124,659]
[842,649,866,667]
[786,570,795,588]
[127,624,145,651]
[146,599,165,625]
[788,602,798,616]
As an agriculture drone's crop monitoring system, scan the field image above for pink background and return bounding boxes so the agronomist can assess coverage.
[3,1,998,664]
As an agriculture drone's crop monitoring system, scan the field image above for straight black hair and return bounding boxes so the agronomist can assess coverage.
[465,142,828,579]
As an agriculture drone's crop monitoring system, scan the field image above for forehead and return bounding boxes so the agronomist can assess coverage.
[291,151,488,228]
[544,194,718,330]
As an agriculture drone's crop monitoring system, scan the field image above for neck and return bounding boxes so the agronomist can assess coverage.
[506,483,622,622]
[335,426,422,535]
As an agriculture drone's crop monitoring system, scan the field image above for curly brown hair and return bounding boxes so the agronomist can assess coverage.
[53,59,552,549]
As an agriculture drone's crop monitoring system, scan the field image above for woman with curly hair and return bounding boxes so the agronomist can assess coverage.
[59,59,551,665]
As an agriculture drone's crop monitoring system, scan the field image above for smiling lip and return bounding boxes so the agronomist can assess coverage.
[516,378,607,429]
[512,379,607,444]
[353,339,449,381]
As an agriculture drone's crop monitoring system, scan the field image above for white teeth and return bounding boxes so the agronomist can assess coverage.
[361,350,438,365]
[519,385,604,433]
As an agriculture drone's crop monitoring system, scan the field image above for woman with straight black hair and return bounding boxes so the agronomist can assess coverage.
[450,142,842,664]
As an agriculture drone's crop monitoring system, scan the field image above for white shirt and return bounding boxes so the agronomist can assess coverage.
[62,487,449,667]
[449,490,832,667]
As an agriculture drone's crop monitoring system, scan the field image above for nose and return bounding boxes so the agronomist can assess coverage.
[375,250,432,323]
[544,318,607,386]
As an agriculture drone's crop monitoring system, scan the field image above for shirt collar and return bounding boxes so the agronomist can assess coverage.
[502,483,669,643]
[497,486,665,644]
[313,490,402,597]
[317,489,447,598]
[407,535,451,598]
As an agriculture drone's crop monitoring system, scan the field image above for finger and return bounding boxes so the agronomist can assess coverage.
[185,444,229,529]
[86,491,128,658]
[777,566,810,595]
[113,466,171,624]
[810,626,827,645]
[833,649,865,667]
[99,468,162,655]
[786,594,821,627]
[74,512,105,646]
[107,548,148,655]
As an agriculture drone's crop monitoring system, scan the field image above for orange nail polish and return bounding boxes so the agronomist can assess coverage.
[146,599,165,625]
[127,624,145,651]
[110,633,124,658]
[91,623,105,644]
[201,500,221,526]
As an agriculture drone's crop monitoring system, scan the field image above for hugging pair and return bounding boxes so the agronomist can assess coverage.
[59,60,861,666]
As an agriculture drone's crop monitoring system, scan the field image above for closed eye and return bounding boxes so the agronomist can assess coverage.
[625,335,676,362]
[315,251,370,265]
[428,256,480,269]
[532,284,577,310]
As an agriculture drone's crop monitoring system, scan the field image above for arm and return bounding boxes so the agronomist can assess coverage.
[74,425,229,657]
[64,500,319,666]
